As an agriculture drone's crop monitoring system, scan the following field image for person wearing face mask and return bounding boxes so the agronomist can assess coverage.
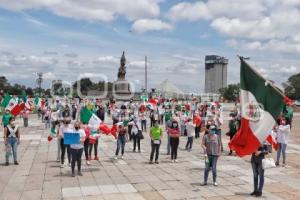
[58,118,72,168]
[168,120,181,162]
[70,121,86,177]
[201,125,222,186]
[129,117,142,153]
[275,118,291,167]
[4,117,20,165]
[149,120,163,164]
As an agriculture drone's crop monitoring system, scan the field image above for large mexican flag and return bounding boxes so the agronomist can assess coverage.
[229,58,284,157]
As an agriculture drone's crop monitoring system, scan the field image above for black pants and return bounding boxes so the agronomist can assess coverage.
[84,139,89,160]
[229,135,234,153]
[89,139,98,157]
[60,138,71,164]
[195,126,200,138]
[133,134,140,151]
[128,125,133,141]
[150,140,160,162]
[159,115,164,125]
[150,118,155,127]
[170,137,179,160]
[71,148,83,173]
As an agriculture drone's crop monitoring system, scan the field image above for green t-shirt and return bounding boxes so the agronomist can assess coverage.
[150,126,162,140]
[165,111,172,122]
[2,113,11,126]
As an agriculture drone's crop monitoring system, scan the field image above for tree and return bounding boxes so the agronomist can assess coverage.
[219,84,240,102]
[284,73,300,100]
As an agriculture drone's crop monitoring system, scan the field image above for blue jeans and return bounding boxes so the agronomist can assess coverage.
[115,135,126,156]
[276,143,287,163]
[6,137,18,162]
[251,160,264,193]
[185,136,193,150]
[204,155,218,183]
[141,120,147,132]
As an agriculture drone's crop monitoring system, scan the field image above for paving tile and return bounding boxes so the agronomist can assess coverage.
[81,186,102,196]
[98,184,119,194]
[116,183,137,193]
[62,187,83,198]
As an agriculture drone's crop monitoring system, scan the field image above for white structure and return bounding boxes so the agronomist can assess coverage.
[157,79,184,98]
[205,55,228,93]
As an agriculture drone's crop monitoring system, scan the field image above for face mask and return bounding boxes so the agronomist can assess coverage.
[173,123,178,128]
[210,130,215,135]
[10,121,15,126]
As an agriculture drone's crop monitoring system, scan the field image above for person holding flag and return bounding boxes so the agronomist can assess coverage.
[2,108,12,128]
[58,118,72,168]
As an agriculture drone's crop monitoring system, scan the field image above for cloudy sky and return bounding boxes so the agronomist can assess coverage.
[0,0,299,93]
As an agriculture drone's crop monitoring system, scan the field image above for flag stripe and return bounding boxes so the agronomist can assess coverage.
[240,59,284,120]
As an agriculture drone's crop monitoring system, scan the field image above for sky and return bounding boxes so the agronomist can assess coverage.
[0,0,299,93]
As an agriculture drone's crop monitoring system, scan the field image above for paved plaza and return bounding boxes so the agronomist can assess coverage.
[0,114,300,200]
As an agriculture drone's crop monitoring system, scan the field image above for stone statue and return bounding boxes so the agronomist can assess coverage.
[118,51,126,80]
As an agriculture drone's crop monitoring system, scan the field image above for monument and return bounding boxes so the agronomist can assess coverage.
[114,51,132,99]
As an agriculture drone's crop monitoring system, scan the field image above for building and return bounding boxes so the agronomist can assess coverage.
[204,55,228,93]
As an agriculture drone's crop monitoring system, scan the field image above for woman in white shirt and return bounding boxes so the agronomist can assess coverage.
[276,118,291,167]
[70,121,86,177]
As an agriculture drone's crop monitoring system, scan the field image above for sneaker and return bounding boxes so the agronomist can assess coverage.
[171,160,175,163]
[200,182,207,186]
[250,191,257,196]
[5,162,9,166]
[94,156,99,161]
[155,161,159,164]
[114,156,118,160]
[149,161,154,164]
[56,158,60,162]
[78,171,83,176]
[14,161,19,165]
[175,159,178,163]
[121,155,124,160]
[282,163,286,167]
[60,164,65,168]
[275,161,279,166]
[86,161,91,165]
[213,182,218,186]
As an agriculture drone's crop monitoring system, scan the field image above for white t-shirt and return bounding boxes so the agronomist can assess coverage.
[70,129,86,149]
[276,124,290,144]
[186,122,195,137]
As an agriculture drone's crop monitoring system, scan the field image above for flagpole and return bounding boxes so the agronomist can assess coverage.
[237,55,286,98]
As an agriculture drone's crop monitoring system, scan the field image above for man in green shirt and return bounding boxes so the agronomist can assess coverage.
[2,109,12,127]
[149,120,163,164]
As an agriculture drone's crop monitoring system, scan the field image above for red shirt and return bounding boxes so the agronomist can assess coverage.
[193,116,202,127]
[168,128,180,138]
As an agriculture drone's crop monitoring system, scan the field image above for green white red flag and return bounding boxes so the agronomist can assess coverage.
[229,58,285,157]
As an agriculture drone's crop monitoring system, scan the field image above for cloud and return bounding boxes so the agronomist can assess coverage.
[132,19,173,33]
[0,0,161,22]
[167,0,265,22]
[94,56,119,64]
[8,55,58,68]
[64,53,78,58]
[43,72,56,80]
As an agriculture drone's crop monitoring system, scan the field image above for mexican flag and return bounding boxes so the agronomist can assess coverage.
[4,96,23,116]
[229,58,284,157]
[34,97,45,108]
[80,107,102,129]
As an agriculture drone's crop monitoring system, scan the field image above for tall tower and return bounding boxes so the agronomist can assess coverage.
[204,55,228,93]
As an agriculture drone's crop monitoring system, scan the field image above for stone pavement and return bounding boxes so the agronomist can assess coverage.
[1,114,300,200]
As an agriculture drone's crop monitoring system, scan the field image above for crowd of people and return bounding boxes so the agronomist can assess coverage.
[1,96,293,197]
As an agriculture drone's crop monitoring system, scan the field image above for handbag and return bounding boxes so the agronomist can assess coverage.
[137,130,144,140]
[262,157,276,169]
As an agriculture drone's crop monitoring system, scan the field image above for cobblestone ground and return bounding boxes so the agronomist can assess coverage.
[0,113,300,200]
